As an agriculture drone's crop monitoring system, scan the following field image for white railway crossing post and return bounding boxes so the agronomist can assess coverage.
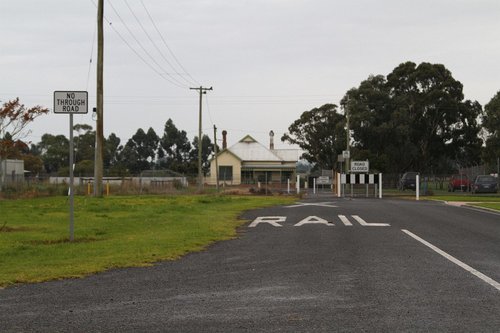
[53,91,89,242]
[339,173,383,198]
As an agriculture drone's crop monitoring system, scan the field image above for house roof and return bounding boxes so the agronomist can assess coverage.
[225,135,301,163]
[227,135,282,162]
[272,149,303,161]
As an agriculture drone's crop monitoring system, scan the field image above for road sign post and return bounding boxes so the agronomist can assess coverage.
[54,91,88,242]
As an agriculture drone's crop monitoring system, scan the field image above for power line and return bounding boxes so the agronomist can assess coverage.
[106,0,189,88]
[108,19,185,88]
[205,93,215,126]
[140,0,201,87]
[122,0,194,88]
[89,0,187,89]
[85,23,97,91]
[123,0,197,87]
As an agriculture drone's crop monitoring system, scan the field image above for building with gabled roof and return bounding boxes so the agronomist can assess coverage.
[207,131,301,186]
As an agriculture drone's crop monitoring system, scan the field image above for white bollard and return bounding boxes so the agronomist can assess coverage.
[378,173,383,199]
[296,174,300,194]
[287,178,290,194]
[313,178,316,194]
[416,175,420,201]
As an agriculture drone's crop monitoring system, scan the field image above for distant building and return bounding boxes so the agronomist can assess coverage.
[207,131,301,186]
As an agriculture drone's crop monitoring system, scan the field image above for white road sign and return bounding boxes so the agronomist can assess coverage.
[53,91,88,114]
[351,160,369,173]
[317,176,330,184]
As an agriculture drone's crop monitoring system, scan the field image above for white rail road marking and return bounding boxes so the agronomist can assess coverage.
[248,215,390,228]
[248,216,286,228]
[294,216,334,227]
[352,215,390,227]
[285,202,338,208]
[402,229,500,292]
[338,215,353,226]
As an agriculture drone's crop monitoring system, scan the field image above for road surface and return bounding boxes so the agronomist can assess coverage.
[1,194,499,332]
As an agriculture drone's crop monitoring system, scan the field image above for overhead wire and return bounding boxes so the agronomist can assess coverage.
[85,23,97,92]
[89,0,187,89]
[123,0,196,87]
[106,0,189,89]
[106,18,186,88]
[205,93,215,126]
[140,0,201,87]
[122,0,192,87]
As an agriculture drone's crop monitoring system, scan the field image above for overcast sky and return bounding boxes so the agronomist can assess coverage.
[1,0,499,149]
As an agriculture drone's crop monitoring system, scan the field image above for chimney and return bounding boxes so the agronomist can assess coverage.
[269,130,275,150]
[222,130,227,149]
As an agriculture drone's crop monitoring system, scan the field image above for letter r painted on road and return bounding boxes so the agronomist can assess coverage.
[248,216,286,227]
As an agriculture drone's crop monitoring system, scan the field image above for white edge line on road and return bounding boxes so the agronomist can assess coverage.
[401,229,500,291]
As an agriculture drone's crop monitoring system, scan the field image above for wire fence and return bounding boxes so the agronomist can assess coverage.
[2,164,499,199]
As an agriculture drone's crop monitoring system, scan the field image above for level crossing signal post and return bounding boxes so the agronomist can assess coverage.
[336,173,383,199]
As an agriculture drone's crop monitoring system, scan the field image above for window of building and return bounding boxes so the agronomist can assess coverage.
[281,171,293,182]
[241,170,254,184]
[219,166,233,181]
[257,171,272,183]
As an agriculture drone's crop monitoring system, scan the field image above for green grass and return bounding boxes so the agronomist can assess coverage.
[468,202,500,211]
[419,194,500,212]
[425,195,500,202]
[0,195,295,287]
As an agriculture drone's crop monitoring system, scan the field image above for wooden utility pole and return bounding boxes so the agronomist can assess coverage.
[213,125,219,192]
[190,86,212,192]
[94,0,104,197]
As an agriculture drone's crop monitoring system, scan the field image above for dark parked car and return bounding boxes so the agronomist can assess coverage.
[398,172,419,191]
[448,174,471,192]
[471,175,498,194]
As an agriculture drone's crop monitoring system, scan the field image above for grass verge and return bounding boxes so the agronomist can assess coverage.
[0,195,295,288]
[425,195,500,202]
[468,202,500,211]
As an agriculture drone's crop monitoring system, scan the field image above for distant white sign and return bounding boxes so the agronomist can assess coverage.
[317,176,330,184]
[53,91,88,114]
[351,161,369,173]
[316,176,330,185]
[342,150,350,159]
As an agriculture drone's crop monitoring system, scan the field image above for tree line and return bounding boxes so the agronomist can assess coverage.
[1,114,215,177]
[2,61,500,177]
[282,61,500,174]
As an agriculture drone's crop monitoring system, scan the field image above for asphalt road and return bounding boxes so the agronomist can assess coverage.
[1,194,499,332]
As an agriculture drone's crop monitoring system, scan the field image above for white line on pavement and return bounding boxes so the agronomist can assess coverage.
[402,229,500,292]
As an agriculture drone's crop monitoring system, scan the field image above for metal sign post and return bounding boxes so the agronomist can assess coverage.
[69,113,75,241]
[54,91,88,242]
